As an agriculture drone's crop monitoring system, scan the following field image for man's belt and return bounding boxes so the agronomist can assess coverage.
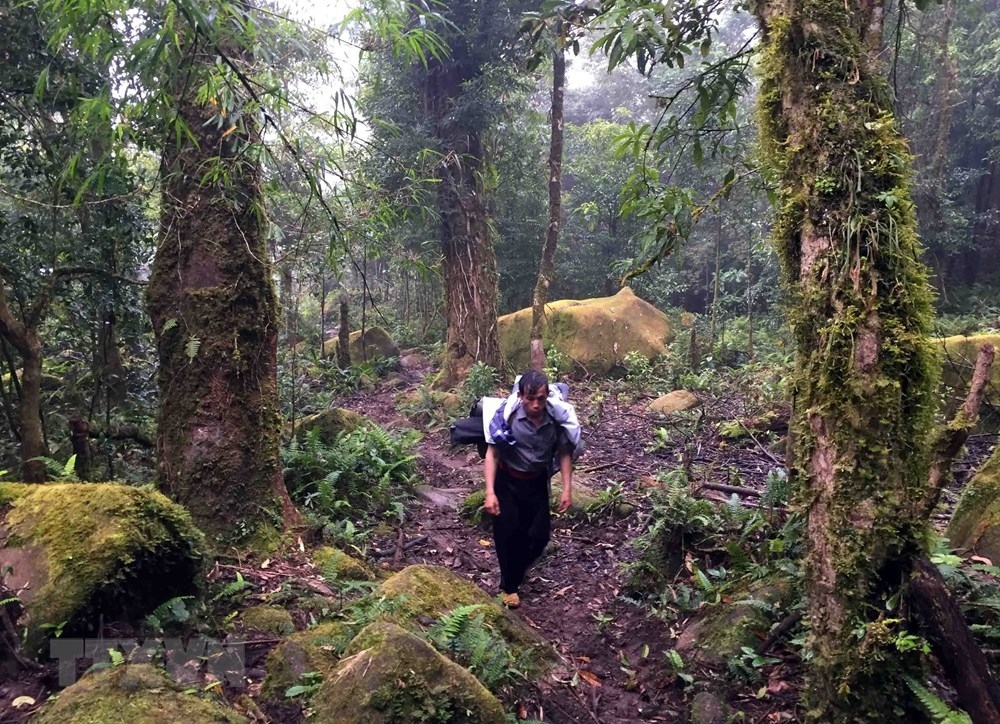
[498,460,543,481]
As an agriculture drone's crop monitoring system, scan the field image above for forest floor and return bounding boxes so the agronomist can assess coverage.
[2,358,994,723]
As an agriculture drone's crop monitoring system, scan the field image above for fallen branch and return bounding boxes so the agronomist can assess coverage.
[756,611,803,656]
[372,535,428,559]
[920,343,994,520]
[697,481,763,498]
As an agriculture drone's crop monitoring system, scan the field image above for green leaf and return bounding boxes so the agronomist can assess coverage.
[185,336,201,362]
[161,318,178,334]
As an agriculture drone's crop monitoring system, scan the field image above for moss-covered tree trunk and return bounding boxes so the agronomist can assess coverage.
[424,62,501,389]
[530,39,566,373]
[755,1,939,718]
[147,17,295,543]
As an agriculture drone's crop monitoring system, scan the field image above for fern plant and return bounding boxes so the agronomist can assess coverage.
[904,676,973,724]
[427,605,526,694]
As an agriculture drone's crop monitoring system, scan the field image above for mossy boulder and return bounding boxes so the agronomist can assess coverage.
[650,390,700,414]
[260,621,357,701]
[290,407,365,444]
[0,483,204,656]
[397,389,464,423]
[377,565,549,667]
[936,334,1000,427]
[322,326,399,362]
[675,578,790,666]
[313,546,375,581]
[312,621,506,724]
[241,605,294,635]
[498,287,672,376]
[948,444,1000,560]
[34,664,246,724]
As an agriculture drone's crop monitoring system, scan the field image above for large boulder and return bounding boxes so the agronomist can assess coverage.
[312,546,375,581]
[498,287,672,376]
[312,621,507,724]
[377,565,546,663]
[289,407,365,444]
[0,483,204,656]
[948,444,1000,561]
[34,664,246,724]
[322,326,399,362]
[674,578,790,666]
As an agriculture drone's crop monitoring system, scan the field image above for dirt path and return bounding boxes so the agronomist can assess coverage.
[338,366,706,722]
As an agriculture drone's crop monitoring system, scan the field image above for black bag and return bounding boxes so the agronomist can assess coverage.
[449,400,489,458]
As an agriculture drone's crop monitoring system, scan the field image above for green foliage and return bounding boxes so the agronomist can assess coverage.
[427,604,528,695]
[144,595,195,633]
[625,468,801,620]
[462,362,498,409]
[285,670,324,700]
[904,676,972,724]
[282,424,419,536]
[29,454,79,482]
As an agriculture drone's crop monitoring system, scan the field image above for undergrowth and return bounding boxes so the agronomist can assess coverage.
[282,424,420,545]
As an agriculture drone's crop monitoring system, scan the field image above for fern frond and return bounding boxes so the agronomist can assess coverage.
[904,676,972,724]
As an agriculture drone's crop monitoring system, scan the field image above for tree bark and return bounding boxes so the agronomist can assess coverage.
[422,60,501,389]
[910,555,1000,723]
[756,0,940,717]
[147,13,296,542]
[529,38,566,373]
[0,281,47,482]
[337,292,351,369]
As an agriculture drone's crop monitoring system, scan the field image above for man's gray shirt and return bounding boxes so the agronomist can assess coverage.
[500,405,570,474]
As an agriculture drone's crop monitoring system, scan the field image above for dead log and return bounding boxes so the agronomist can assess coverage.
[910,555,1000,723]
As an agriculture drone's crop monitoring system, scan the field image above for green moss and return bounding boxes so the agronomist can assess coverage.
[677,578,791,666]
[0,483,204,656]
[947,445,1000,560]
[754,2,940,717]
[35,664,246,723]
[313,546,375,581]
[241,605,295,635]
[313,621,506,724]
[376,565,551,674]
[261,621,356,701]
[497,287,673,376]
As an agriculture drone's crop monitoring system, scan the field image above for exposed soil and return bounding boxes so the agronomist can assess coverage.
[2,358,994,723]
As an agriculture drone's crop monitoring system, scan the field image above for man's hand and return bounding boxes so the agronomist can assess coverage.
[557,490,572,514]
[484,492,500,516]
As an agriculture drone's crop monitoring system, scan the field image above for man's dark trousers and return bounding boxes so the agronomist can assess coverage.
[491,466,550,595]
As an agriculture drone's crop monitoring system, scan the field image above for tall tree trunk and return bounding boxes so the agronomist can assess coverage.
[147,14,295,542]
[756,1,939,717]
[530,39,566,372]
[424,62,501,389]
[0,284,47,482]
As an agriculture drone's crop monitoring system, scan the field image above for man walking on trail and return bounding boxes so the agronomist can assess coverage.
[483,370,575,609]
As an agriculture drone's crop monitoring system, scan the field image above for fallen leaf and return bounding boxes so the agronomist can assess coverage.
[553,585,573,598]
[297,537,305,552]
[578,670,602,687]
[767,678,791,694]
[261,558,271,569]
[12,696,35,709]
[518,704,528,719]
[478,539,491,547]
[575,655,591,664]
[971,555,994,566]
